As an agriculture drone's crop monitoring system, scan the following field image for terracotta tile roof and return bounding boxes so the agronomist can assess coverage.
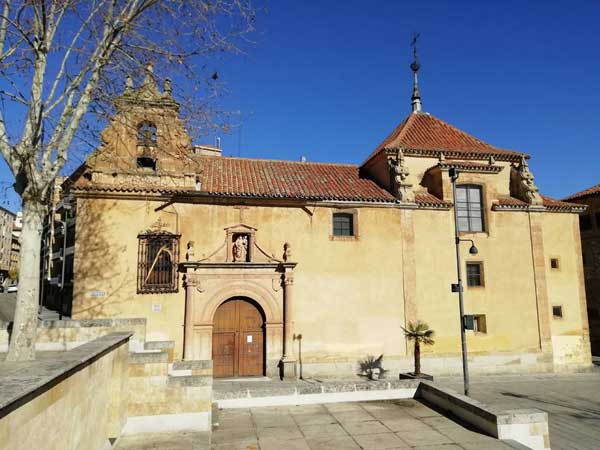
[195,155,396,203]
[363,112,526,166]
[414,192,452,208]
[494,195,585,212]
[563,184,600,201]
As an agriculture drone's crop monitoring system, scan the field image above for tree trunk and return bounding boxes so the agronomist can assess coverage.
[414,340,421,375]
[6,198,45,361]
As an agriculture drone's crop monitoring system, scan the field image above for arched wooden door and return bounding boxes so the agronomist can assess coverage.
[212,298,265,378]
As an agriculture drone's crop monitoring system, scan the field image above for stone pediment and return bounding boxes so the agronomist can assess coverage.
[184,224,293,265]
[223,224,258,233]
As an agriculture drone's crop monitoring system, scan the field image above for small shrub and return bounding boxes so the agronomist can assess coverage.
[358,354,387,380]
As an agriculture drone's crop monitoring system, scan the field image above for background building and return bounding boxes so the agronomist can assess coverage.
[0,206,15,283]
[40,178,74,318]
[564,184,600,355]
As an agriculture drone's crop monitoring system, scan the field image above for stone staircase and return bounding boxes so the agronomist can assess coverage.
[127,338,213,431]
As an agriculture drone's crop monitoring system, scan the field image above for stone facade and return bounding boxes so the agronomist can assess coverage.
[43,71,592,379]
[564,185,600,355]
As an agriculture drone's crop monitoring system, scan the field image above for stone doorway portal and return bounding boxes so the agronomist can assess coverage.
[212,297,265,378]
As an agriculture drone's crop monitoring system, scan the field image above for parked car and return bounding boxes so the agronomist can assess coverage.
[7,285,17,293]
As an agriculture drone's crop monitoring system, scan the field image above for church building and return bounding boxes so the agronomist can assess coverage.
[47,59,592,379]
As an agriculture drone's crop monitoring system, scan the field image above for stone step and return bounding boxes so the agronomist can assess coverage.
[172,360,213,371]
[167,374,212,387]
[37,307,60,321]
[130,351,168,364]
[144,340,174,351]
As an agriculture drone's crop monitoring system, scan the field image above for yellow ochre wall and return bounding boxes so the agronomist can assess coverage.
[71,184,590,373]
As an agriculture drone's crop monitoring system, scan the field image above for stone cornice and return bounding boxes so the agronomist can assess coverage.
[437,162,504,174]
[384,146,525,163]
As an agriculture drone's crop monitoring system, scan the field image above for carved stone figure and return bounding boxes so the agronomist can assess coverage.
[283,242,292,262]
[232,234,248,262]
[518,158,543,206]
[186,241,195,261]
[388,150,415,203]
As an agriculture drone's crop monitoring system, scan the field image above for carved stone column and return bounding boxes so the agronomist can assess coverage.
[183,273,206,360]
[280,272,297,379]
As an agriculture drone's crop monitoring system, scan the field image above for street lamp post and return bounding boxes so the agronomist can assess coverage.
[449,167,477,396]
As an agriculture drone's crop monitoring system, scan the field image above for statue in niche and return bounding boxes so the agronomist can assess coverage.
[232,234,249,262]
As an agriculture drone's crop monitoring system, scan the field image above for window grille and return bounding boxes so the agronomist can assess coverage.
[466,262,483,287]
[552,306,563,318]
[332,213,354,236]
[456,185,484,232]
[137,231,180,294]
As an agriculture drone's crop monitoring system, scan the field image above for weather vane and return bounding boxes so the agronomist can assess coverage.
[409,32,422,112]
[410,33,420,67]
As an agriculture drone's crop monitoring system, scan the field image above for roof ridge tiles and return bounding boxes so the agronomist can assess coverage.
[196,154,359,168]
[563,183,600,201]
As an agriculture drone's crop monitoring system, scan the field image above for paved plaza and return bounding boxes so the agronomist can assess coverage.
[210,399,517,450]
[437,372,600,450]
[115,371,600,450]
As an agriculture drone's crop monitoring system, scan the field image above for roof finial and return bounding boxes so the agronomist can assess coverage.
[410,33,422,113]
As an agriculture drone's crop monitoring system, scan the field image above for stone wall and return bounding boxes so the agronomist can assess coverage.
[124,359,213,434]
[0,318,147,353]
[0,332,131,450]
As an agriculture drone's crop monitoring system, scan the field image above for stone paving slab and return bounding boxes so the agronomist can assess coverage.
[116,431,210,450]
[212,399,514,450]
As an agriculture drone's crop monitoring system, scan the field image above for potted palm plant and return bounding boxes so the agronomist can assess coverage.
[399,320,435,381]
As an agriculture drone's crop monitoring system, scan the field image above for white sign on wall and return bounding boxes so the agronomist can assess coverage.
[88,290,107,298]
[152,303,162,313]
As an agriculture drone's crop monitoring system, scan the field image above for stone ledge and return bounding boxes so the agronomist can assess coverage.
[167,375,212,387]
[416,382,550,450]
[173,360,213,371]
[0,332,132,419]
[144,340,174,351]
[130,352,168,364]
[213,379,420,401]
[39,318,146,328]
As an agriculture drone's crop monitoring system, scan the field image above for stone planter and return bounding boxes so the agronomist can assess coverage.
[399,372,433,381]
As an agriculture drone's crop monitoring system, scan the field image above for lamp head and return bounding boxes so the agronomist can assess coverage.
[449,167,459,182]
[469,244,478,255]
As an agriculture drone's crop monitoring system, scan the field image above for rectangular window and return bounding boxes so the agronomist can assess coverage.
[137,232,180,294]
[595,211,600,229]
[579,214,592,231]
[332,213,354,237]
[550,258,560,270]
[473,315,487,333]
[456,185,484,232]
[552,305,563,318]
[466,262,484,287]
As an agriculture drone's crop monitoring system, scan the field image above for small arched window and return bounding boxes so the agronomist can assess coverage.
[137,121,157,147]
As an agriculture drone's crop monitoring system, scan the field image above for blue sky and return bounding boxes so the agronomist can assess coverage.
[1,0,599,211]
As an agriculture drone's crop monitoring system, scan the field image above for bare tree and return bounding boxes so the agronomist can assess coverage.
[0,0,255,361]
